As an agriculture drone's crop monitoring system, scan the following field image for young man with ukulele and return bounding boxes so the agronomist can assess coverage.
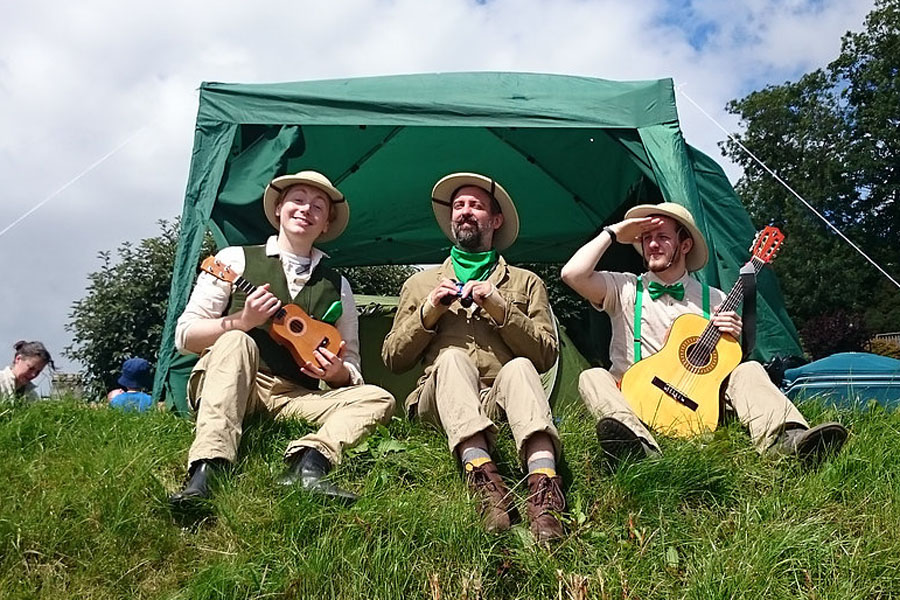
[561,203,847,465]
[169,171,394,508]
[382,173,566,542]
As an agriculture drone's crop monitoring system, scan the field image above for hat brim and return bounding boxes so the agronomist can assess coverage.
[623,203,709,271]
[262,173,349,243]
[431,173,519,251]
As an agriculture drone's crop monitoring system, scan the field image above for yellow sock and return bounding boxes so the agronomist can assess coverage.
[530,467,557,478]
[464,456,493,471]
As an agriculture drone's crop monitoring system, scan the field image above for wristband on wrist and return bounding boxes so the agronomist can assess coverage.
[602,226,618,243]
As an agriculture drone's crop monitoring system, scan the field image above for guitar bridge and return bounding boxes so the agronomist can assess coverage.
[651,377,699,411]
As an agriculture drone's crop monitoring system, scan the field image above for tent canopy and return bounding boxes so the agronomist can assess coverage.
[154,72,802,407]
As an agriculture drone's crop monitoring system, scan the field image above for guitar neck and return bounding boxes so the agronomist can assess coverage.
[231,276,257,296]
[694,256,765,348]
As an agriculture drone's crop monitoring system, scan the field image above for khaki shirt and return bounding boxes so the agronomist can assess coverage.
[382,256,558,409]
[596,270,726,381]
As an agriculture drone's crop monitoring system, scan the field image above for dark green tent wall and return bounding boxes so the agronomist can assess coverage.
[154,72,802,410]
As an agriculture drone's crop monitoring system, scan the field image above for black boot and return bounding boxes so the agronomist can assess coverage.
[169,458,226,509]
[277,448,358,504]
[596,417,657,468]
[768,422,848,463]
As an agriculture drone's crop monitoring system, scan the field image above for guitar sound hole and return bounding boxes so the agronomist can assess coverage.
[679,338,718,375]
[685,343,709,368]
[289,320,305,335]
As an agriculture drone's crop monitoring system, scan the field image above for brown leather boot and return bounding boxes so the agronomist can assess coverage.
[525,473,565,542]
[465,461,518,533]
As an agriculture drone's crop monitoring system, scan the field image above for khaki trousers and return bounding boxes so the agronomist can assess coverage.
[578,361,809,453]
[414,348,561,463]
[186,330,395,468]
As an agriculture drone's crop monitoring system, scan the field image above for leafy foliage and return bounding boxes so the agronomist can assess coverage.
[339,264,420,297]
[723,0,900,357]
[799,310,870,360]
[65,219,214,397]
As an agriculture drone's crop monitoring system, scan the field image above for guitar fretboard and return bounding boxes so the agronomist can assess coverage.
[686,256,765,366]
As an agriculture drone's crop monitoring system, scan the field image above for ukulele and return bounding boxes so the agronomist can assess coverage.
[620,226,785,438]
[199,256,343,368]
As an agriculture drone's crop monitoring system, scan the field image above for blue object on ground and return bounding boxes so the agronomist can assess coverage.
[110,390,154,412]
[783,352,900,408]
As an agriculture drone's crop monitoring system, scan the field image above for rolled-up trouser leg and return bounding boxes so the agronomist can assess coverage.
[578,367,660,452]
[483,357,561,463]
[725,361,809,452]
[187,331,260,468]
[415,348,497,454]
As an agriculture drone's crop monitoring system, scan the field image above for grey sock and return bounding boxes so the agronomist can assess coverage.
[527,456,556,475]
[461,446,491,465]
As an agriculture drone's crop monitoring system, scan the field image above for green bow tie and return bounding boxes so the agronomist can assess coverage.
[648,281,685,301]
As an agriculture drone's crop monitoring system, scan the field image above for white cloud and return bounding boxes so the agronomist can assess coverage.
[0,0,875,378]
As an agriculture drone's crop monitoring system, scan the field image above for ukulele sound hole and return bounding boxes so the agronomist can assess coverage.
[288,319,305,335]
[679,337,718,375]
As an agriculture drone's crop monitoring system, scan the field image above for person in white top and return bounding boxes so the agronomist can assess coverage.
[0,340,54,402]
[169,171,394,510]
[561,202,846,466]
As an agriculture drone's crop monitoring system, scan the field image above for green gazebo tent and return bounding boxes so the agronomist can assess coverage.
[154,71,802,412]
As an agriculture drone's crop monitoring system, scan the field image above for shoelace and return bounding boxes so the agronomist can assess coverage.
[529,476,564,512]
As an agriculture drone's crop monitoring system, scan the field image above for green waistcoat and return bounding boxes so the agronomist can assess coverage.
[226,245,342,388]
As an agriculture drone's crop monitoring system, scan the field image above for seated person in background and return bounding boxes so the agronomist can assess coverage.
[108,357,154,412]
[560,203,847,465]
[1,341,54,402]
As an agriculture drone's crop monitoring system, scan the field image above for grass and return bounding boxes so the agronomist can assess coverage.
[1,397,899,599]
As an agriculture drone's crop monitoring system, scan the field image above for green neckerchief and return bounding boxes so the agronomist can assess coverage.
[450,246,498,283]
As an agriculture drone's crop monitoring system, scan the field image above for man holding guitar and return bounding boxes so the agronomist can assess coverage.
[169,171,394,508]
[561,203,847,465]
[383,173,566,542]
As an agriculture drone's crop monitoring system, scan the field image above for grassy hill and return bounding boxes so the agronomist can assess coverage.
[1,397,898,599]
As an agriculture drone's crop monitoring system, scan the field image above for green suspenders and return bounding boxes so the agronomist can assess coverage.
[633,275,710,363]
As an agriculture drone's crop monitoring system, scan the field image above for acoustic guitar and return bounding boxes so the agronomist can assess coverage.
[199,256,343,368]
[620,226,785,438]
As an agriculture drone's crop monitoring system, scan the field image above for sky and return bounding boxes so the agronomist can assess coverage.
[0,0,875,392]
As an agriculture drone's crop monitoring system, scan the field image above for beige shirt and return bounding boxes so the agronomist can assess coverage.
[595,270,727,380]
[175,236,363,385]
[0,366,38,402]
[382,256,558,409]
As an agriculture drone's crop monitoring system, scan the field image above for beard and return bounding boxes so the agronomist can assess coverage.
[452,218,484,250]
[647,247,680,272]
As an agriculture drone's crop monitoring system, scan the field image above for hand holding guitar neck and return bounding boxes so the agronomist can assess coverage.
[238,283,282,330]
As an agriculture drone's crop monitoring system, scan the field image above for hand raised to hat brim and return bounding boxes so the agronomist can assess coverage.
[610,216,667,244]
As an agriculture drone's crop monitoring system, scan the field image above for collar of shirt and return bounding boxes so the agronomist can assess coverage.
[264,235,330,285]
[641,269,693,288]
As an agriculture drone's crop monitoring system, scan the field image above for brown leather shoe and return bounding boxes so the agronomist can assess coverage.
[465,461,518,533]
[525,473,566,542]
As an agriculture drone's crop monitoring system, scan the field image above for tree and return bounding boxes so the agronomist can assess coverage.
[65,219,215,397]
[723,0,900,357]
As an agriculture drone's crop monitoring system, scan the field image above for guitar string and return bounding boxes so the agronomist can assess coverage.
[674,268,750,397]
[676,253,768,397]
